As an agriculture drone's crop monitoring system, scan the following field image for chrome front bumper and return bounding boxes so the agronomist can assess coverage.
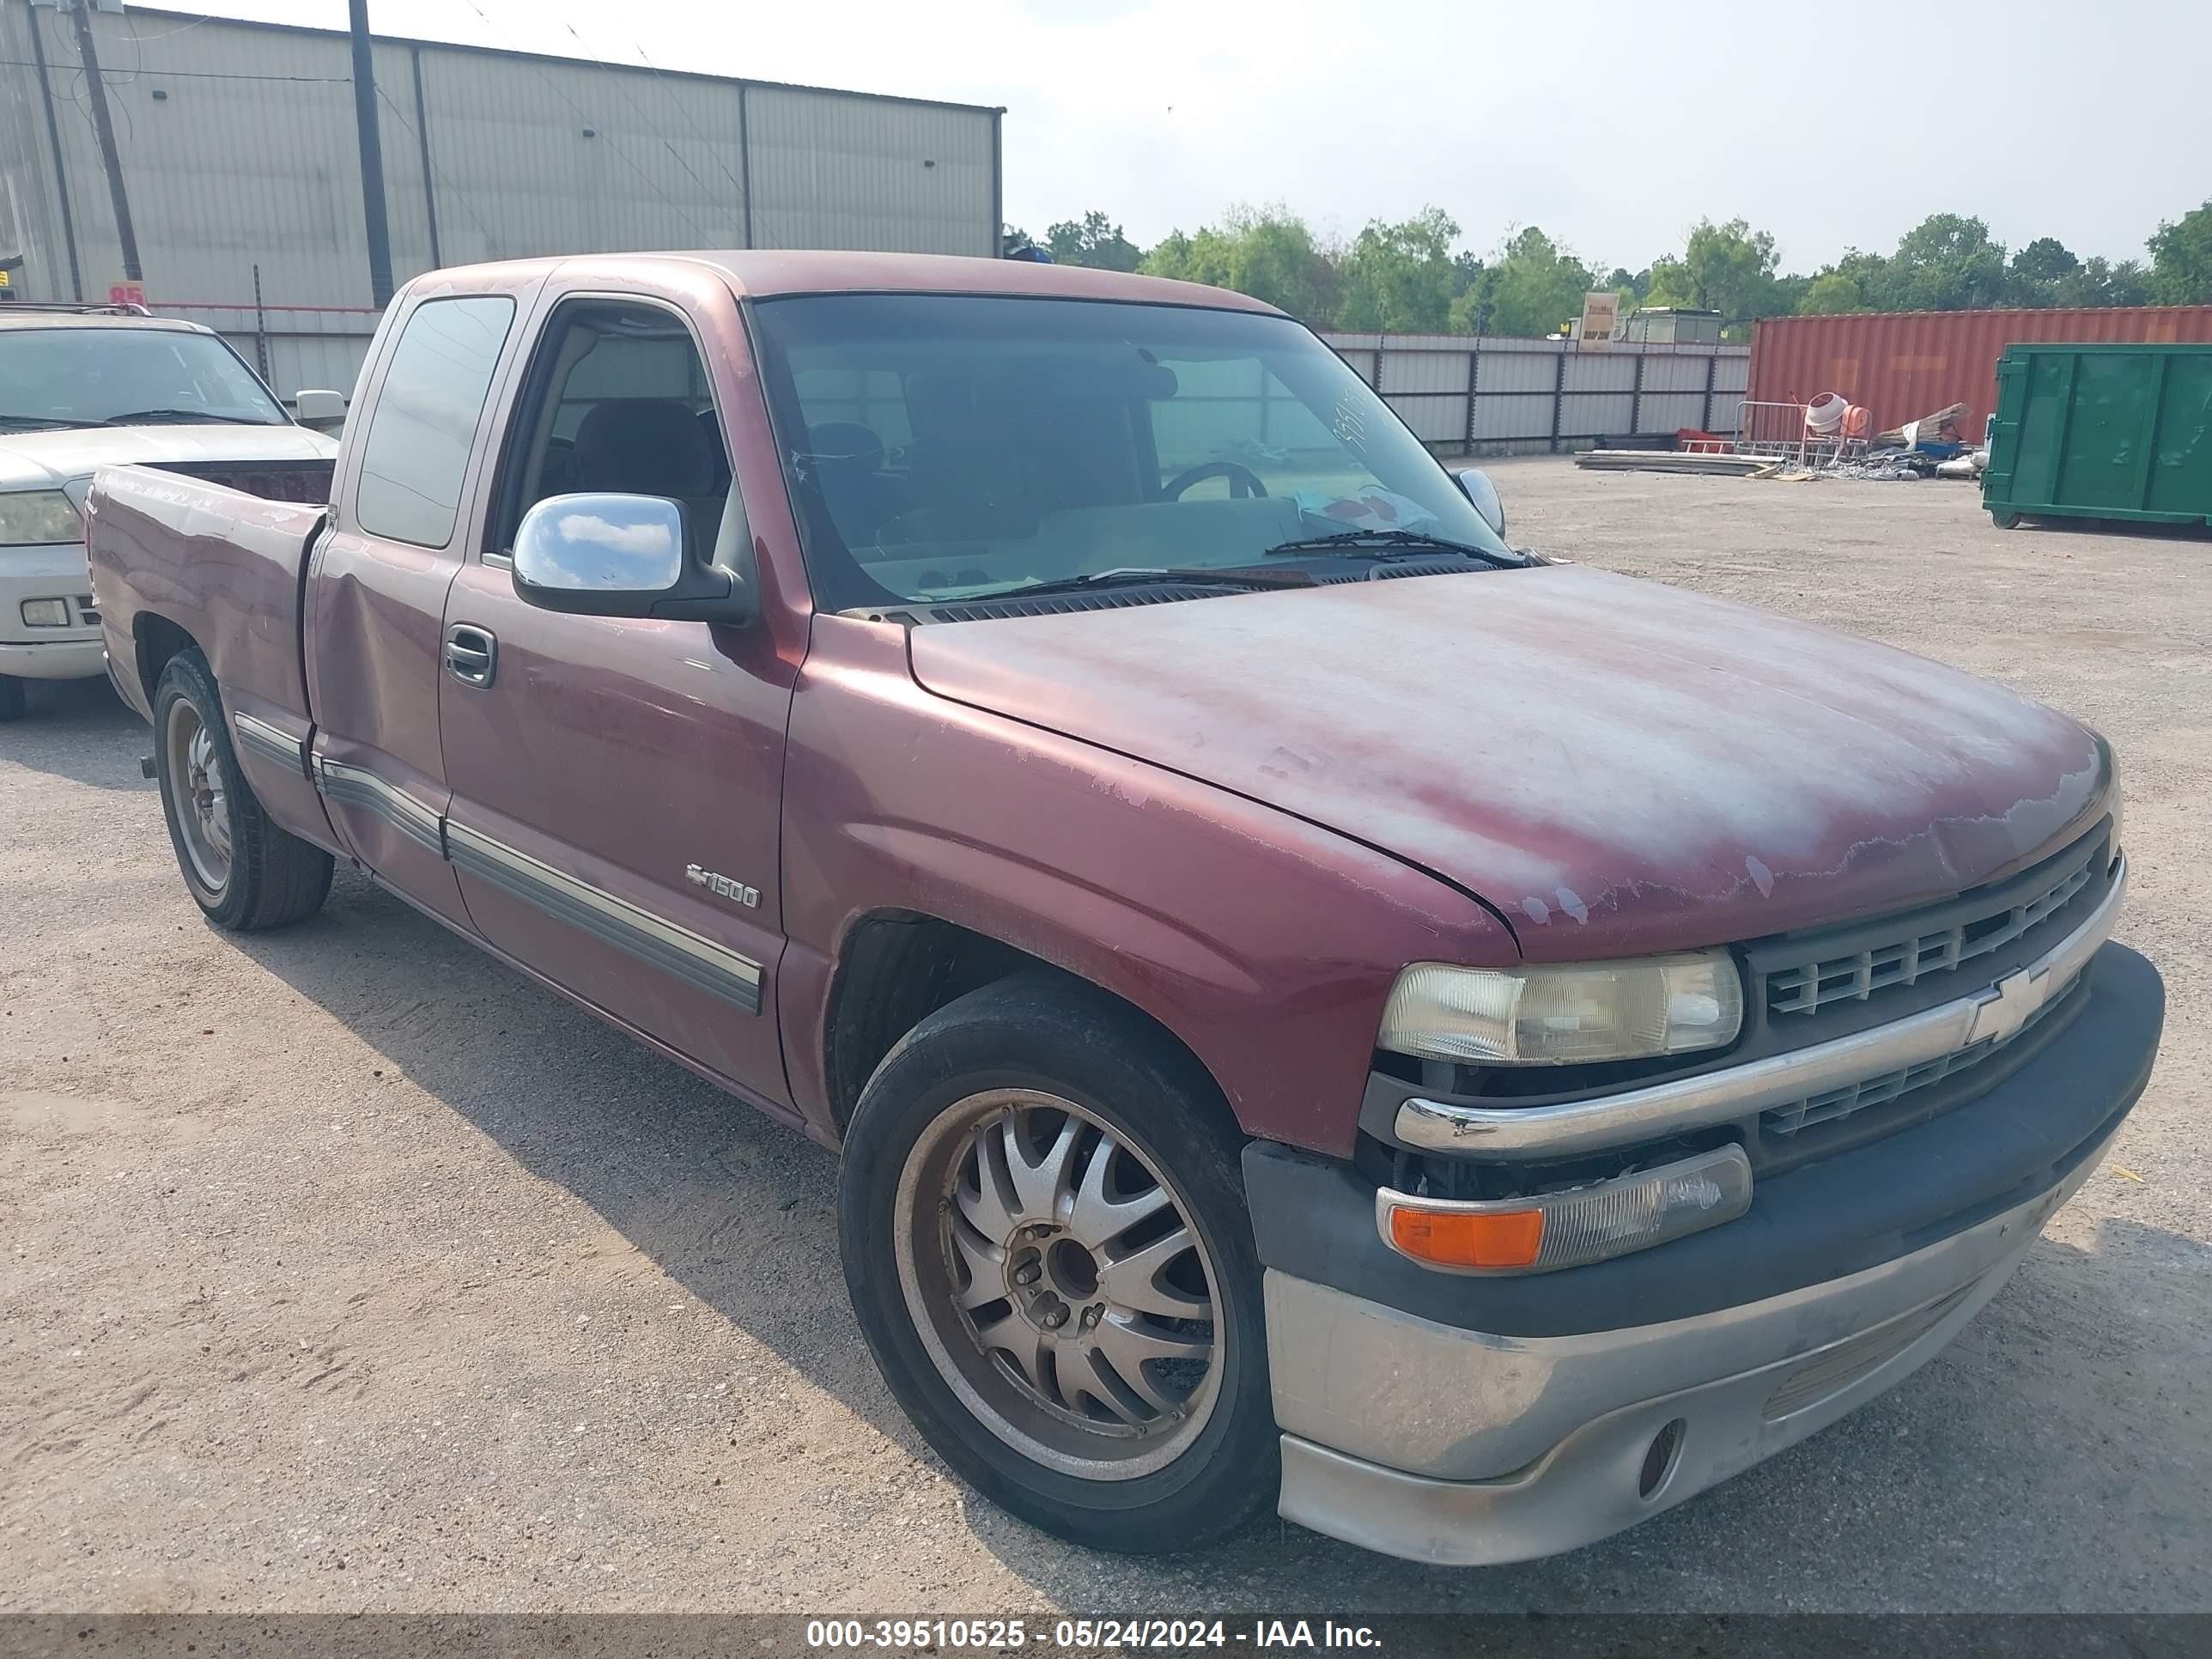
[1268,1136,2110,1566]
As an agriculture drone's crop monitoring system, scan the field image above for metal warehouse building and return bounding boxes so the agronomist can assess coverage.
[0,1,1004,393]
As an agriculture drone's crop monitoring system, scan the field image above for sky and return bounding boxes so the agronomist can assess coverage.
[181,0,2209,274]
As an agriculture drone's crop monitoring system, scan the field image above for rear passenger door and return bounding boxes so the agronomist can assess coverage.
[435,278,799,1116]
[306,283,536,927]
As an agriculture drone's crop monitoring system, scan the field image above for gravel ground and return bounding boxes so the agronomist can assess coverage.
[3,462,2205,1615]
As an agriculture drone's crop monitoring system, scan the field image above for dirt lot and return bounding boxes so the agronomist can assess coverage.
[3,461,2206,1615]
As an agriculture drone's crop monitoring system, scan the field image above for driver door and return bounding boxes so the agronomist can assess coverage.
[436,279,798,1117]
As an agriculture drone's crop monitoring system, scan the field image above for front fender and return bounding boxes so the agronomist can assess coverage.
[779,616,1516,1155]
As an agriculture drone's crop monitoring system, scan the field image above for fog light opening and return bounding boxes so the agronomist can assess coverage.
[1638,1418,1686,1501]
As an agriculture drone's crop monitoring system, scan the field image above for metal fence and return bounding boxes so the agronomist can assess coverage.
[1321,331,1752,456]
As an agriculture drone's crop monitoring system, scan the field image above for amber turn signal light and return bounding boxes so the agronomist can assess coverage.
[1376,1146,1755,1275]
[1385,1204,1545,1270]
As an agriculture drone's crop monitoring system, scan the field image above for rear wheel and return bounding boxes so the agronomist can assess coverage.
[0,674,24,722]
[151,651,332,931]
[840,975,1276,1554]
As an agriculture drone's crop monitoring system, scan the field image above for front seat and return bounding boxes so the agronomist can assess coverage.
[570,398,725,550]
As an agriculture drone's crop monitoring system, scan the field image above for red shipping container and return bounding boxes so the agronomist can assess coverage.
[1748,306,2212,441]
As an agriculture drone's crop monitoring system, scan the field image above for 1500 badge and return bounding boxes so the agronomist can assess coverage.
[685,864,760,908]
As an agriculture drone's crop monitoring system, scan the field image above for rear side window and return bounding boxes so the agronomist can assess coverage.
[354,295,515,547]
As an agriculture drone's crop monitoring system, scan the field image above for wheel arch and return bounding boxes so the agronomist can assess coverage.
[133,611,203,714]
[821,908,1234,1143]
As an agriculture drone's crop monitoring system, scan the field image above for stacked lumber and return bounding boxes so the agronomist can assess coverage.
[1874,402,1967,447]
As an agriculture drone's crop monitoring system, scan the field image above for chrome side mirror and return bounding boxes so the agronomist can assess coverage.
[1456,467,1505,538]
[512,492,752,625]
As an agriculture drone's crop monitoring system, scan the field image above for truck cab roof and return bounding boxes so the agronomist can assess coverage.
[413,248,1287,313]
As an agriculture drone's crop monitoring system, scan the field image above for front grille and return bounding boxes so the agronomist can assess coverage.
[1763,970,2081,1136]
[1761,1280,1978,1420]
[1766,837,2102,1018]
[74,595,98,626]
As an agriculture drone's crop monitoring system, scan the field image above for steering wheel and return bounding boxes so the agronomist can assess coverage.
[1162,461,1268,501]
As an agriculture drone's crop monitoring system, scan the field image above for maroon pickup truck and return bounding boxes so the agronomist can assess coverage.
[85,252,2160,1566]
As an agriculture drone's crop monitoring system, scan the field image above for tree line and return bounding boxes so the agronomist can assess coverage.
[1006,202,2212,340]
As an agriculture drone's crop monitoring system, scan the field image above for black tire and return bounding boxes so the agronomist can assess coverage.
[0,674,24,723]
[839,975,1276,1555]
[150,650,332,931]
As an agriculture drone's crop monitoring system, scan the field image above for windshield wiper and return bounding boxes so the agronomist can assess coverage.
[96,407,283,427]
[1263,528,1523,567]
[947,565,1316,603]
[0,414,88,431]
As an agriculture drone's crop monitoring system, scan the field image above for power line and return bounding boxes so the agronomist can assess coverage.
[119,14,219,46]
[0,58,351,83]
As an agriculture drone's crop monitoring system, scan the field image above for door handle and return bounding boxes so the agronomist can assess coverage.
[445,623,497,688]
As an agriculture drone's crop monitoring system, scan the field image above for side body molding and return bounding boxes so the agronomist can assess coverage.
[297,745,763,1014]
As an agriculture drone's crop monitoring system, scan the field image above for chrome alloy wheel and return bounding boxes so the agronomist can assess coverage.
[165,696,232,892]
[893,1089,1224,1480]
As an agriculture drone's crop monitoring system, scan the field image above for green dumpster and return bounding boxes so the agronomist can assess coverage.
[1983,342,2212,530]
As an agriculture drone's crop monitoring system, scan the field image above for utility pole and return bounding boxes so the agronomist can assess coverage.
[68,0,141,283]
[348,0,394,307]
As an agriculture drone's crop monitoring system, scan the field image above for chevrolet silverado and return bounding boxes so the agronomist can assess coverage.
[82,252,2161,1565]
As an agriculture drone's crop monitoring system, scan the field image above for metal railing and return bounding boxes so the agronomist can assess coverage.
[143,279,383,394]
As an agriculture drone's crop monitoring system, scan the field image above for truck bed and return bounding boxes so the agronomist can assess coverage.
[85,464,330,813]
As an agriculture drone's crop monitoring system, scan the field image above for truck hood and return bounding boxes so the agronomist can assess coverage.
[905,566,2109,959]
[0,423,337,500]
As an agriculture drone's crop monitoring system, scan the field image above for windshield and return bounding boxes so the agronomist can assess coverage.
[750,295,1510,611]
[0,327,289,429]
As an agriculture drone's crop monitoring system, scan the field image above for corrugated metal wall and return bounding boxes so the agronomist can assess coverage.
[1749,307,2212,440]
[411,49,752,263]
[746,84,996,252]
[1320,331,1751,454]
[0,2,1000,392]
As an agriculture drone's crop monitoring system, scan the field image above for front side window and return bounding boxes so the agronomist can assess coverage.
[490,298,733,561]
[0,326,288,430]
[750,294,1510,612]
[353,295,515,548]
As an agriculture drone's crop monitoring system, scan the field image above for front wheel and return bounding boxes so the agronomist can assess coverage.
[839,975,1277,1554]
[150,650,333,931]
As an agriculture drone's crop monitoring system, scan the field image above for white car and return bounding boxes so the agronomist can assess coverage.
[0,304,340,721]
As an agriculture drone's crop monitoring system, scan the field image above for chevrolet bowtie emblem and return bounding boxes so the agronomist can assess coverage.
[1967,965,2044,1046]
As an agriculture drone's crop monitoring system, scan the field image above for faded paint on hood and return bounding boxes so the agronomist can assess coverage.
[0,423,336,501]
[906,566,2108,960]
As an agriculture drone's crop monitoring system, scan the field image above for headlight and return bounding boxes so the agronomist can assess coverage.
[1378,951,1743,1066]
[0,490,84,544]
